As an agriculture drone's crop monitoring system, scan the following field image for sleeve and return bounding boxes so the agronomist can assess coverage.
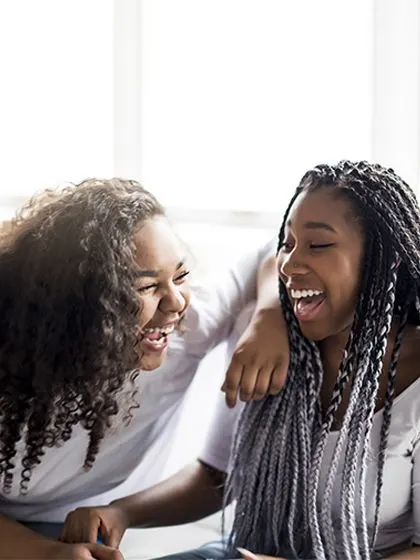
[198,303,255,472]
[412,436,420,544]
[184,237,276,358]
[199,393,245,473]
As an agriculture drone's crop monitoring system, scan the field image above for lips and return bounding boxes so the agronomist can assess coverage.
[294,293,326,321]
[287,287,326,322]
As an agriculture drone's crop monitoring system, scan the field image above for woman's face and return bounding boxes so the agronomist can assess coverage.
[133,216,191,370]
[277,187,364,341]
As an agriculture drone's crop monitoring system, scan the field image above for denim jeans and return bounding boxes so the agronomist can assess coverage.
[21,521,64,539]
[152,539,240,560]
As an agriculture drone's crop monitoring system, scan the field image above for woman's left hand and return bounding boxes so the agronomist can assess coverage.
[237,547,287,560]
[222,305,289,408]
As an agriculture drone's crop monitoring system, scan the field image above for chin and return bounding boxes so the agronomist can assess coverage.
[139,348,168,371]
[299,323,329,342]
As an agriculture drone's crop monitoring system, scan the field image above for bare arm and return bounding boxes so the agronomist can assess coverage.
[388,545,420,559]
[254,253,280,313]
[61,460,226,547]
[222,254,289,407]
[0,514,57,559]
[111,459,225,528]
[0,514,123,559]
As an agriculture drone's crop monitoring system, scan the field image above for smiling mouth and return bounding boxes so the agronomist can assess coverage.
[291,289,326,322]
[140,324,176,346]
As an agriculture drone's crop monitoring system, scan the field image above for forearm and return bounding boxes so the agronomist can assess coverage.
[388,545,420,558]
[255,254,280,313]
[110,460,225,528]
[0,514,57,559]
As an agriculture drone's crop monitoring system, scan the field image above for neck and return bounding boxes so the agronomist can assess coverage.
[318,318,402,387]
[318,325,352,378]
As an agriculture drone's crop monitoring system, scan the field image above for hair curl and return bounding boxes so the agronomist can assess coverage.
[0,178,165,492]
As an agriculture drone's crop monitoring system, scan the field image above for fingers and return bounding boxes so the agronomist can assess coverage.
[87,514,101,544]
[237,547,259,560]
[222,361,244,408]
[269,364,288,395]
[60,509,100,544]
[104,526,123,549]
[238,363,260,402]
[88,543,124,560]
[60,513,78,543]
[223,355,287,407]
[237,549,280,560]
[250,365,276,400]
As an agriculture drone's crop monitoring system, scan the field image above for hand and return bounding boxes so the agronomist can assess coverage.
[61,505,129,548]
[46,541,124,560]
[222,306,289,408]
[237,547,287,560]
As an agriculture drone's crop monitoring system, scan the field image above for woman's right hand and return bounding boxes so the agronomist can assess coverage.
[61,505,129,549]
[46,541,123,559]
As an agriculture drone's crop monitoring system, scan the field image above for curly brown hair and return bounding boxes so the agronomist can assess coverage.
[0,178,165,493]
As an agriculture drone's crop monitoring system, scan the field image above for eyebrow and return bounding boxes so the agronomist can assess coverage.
[135,260,185,278]
[286,220,337,233]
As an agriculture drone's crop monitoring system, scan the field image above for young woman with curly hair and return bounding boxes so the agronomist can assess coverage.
[0,178,288,559]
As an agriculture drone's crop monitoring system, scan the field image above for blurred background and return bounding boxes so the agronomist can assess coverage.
[1,0,419,273]
[0,1,419,557]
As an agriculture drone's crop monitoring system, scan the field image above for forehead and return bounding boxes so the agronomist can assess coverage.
[287,187,359,234]
[133,217,184,271]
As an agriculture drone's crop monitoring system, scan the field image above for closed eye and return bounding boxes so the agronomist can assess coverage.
[137,284,158,294]
[279,242,293,252]
[310,243,336,250]
[137,270,190,293]
[174,270,190,283]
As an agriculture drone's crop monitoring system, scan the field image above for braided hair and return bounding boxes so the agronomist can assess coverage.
[0,178,165,493]
[225,161,420,558]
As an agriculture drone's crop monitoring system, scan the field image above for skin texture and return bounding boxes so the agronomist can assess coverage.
[278,188,364,344]
[133,216,191,371]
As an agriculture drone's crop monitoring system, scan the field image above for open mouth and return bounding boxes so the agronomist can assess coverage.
[140,324,176,351]
[291,289,326,322]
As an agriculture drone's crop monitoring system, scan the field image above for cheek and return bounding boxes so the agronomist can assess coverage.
[333,254,363,302]
[137,295,159,327]
[276,255,287,283]
[181,284,192,310]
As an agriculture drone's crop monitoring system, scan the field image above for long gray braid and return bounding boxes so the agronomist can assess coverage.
[224,161,420,559]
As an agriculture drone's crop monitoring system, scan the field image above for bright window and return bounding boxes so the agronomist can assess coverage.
[137,0,373,214]
[0,0,114,199]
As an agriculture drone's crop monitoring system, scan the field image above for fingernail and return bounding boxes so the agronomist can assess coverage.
[237,547,259,559]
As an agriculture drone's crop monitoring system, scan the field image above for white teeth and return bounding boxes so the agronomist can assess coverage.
[141,325,175,336]
[147,339,166,346]
[291,289,323,299]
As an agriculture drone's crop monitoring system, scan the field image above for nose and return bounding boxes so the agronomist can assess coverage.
[278,249,309,280]
[159,283,187,314]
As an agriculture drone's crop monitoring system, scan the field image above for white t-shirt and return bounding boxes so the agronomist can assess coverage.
[200,353,420,556]
[0,240,275,523]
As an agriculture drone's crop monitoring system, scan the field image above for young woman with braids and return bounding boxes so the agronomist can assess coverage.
[101,160,420,560]
[0,178,288,560]
[222,160,420,560]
